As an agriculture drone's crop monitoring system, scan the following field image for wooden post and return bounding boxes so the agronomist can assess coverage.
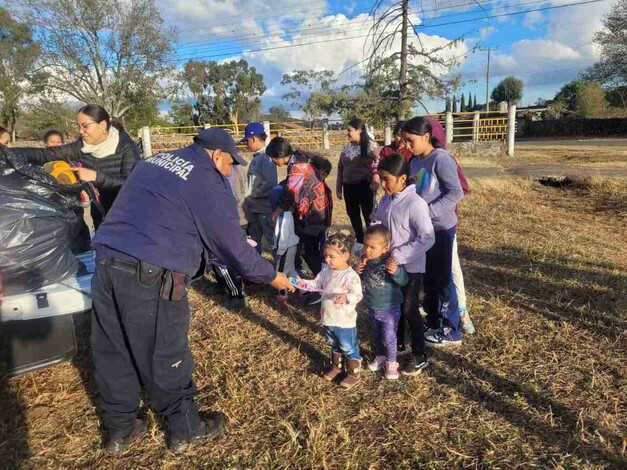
[507,105,516,157]
[263,120,271,145]
[322,124,330,150]
[445,112,453,145]
[473,112,480,141]
[141,126,152,158]
[384,125,392,146]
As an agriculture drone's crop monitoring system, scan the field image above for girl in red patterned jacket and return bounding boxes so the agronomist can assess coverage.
[268,138,331,278]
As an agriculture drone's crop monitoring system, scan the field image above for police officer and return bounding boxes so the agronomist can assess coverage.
[90,128,294,454]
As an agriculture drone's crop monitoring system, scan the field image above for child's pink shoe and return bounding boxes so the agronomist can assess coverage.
[367,355,386,372]
[385,362,400,380]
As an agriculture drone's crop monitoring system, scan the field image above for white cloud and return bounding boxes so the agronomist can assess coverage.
[522,11,544,29]
[479,26,497,39]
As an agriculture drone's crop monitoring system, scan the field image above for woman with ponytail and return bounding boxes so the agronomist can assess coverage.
[336,118,379,245]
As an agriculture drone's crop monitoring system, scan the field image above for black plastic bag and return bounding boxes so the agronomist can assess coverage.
[0,147,87,295]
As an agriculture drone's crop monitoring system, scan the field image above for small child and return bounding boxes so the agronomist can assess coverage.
[356,225,409,380]
[270,185,300,303]
[296,233,363,389]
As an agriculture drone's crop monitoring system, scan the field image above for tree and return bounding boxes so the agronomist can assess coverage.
[281,70,336,123]
[452,95,458,113]
[473,94,478,110]
[583,0,627,108]
[460,93,466,112]
[20,99,78,138]
[575,82,608,118]
[366,0,463,119]
[605,86,627,108]
[176,59,266,128]
[0,7,44,132]
[445,97,451,112]
[552,80,608,117]
[266,105,291,122]
[491,76,523,105]
[18,0,175,118]
[554,80,586,110]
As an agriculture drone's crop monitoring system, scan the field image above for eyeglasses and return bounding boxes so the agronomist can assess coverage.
[76,121,97,131]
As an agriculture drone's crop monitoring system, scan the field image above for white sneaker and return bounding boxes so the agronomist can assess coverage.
[367,355,387,372]
[425,330,462,348]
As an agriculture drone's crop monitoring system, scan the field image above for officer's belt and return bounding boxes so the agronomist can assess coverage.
[98,257,138,275]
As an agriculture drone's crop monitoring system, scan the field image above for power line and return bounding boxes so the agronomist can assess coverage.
[172,0,554,61]
[175,0,533,49]
[166,0,608,64]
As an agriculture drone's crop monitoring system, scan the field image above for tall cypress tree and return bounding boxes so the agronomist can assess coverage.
[460,93,466,112]
[473,93,478,110]
[452,95,458,112]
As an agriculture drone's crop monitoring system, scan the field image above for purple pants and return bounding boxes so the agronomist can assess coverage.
[369,306,401,363]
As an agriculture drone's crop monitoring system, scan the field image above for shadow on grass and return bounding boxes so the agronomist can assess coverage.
[193,278,327,372]
[0,377,28,468]
[462,244,627,340]
[431,350,626,468]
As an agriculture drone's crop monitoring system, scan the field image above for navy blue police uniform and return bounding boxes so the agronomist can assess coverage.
[90,136,276,450]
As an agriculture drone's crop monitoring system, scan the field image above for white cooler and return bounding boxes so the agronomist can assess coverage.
[0,252,94,377]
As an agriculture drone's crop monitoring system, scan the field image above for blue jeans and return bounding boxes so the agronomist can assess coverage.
[424,227,461,340]
[323,326,361,360]
[247,212,274,253]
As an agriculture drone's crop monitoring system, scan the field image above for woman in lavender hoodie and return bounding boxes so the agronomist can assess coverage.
[403,117,464,347]
[372,154,435,375]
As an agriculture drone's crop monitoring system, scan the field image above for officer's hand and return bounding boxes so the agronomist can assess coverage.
[270,272,296,292]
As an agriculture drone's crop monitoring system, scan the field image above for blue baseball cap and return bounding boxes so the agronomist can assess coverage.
[240,122,266,143]
[194,128,247,166]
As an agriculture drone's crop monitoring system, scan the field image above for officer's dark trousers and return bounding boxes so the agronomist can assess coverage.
[90,259,201,440]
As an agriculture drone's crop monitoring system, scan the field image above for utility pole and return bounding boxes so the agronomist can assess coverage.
[477,46,497,113]
[485,46,491,113]
[398,0,409,120]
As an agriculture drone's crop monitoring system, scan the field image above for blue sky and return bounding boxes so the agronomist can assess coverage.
[157,0,614,115]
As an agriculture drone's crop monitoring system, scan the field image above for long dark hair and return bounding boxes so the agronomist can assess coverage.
[266,136,293,159]
[402,117,443,149]
[348,118,372,159]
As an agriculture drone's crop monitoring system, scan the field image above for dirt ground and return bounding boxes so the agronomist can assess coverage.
[1,145,626,469]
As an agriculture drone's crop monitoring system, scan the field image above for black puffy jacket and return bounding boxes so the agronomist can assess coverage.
[12,131,141,227]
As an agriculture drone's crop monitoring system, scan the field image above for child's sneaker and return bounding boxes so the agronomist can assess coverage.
[384,362,400,380]
[459,308,476,334]
[425,328,462,348]
[367,355,387,372]
[400,354,428,376]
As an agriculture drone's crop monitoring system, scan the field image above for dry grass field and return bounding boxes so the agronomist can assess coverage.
[1,147,626,469]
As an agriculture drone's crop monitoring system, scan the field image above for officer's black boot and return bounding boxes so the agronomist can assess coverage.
[167,412,226,453]
[104,417,149,455]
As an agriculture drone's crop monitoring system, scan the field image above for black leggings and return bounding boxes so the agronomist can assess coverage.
[297,232,326,277]
[343,180,374,244]
[397,273,425,357]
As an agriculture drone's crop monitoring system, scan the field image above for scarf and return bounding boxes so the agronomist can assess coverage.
[81,126,120,159]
